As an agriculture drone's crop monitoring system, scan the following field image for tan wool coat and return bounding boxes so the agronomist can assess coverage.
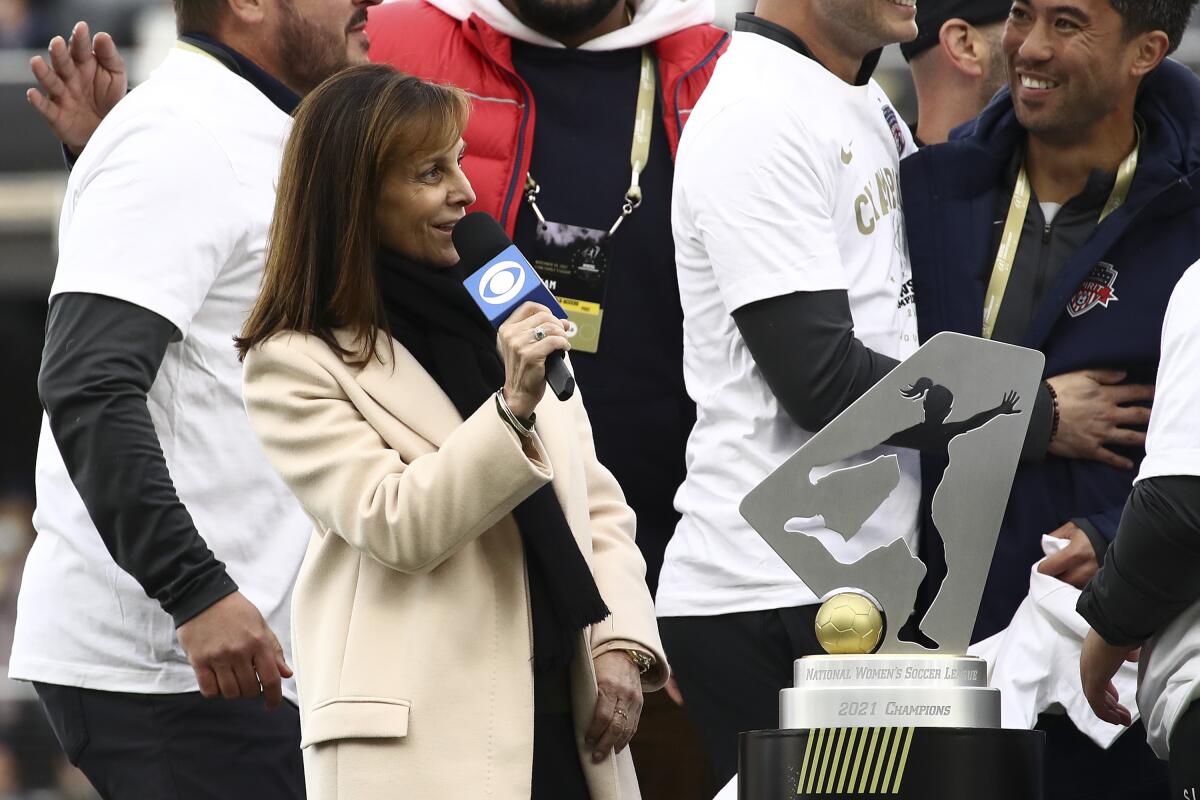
[242,330,669,800]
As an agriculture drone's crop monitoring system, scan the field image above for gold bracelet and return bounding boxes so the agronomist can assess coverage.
[624,649,654,675]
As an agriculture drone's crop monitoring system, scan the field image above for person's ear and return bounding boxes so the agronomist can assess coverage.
[226,0,267,26]
[1128,30,1170,78]
[939,18,985,79]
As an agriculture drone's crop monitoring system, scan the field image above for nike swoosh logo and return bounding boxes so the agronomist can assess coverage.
[840,145,853,165]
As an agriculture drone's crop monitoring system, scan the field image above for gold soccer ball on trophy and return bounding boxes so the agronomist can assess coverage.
[814,592,885,655]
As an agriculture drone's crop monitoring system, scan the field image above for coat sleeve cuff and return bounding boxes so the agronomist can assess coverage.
[591,636,669,690]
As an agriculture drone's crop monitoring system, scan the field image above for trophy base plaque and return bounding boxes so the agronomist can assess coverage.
[739,727,1044,799]
[738,654,1043,799]
[781,654,1000,729]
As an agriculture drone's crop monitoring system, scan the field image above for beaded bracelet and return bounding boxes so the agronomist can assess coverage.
[1045,380,1061,441]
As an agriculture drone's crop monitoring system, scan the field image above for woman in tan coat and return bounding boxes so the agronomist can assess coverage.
[235,66,667,800]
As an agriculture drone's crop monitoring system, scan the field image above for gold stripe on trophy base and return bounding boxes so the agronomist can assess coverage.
[796,727,917,796]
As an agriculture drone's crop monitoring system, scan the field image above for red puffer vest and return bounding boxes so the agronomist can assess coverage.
[367,0,729,236]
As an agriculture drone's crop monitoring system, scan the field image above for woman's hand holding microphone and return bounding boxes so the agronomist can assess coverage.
[497,302,571,420]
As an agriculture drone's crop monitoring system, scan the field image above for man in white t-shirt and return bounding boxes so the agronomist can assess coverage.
[1078,261,1200,797]
[657,0,924,784]
[9,0,377,796]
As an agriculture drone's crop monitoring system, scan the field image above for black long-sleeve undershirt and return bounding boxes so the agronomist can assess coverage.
[1078,475,1200,647]
[39,292,237,628]
[732,290,1055,455]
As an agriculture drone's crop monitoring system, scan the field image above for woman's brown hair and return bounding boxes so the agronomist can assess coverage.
[236,64,470,366]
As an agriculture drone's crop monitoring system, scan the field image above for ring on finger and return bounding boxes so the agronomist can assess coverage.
[614,707,628,720]
[531,326,547,343]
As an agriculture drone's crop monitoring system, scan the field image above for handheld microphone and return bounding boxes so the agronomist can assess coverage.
[454,212,576,401]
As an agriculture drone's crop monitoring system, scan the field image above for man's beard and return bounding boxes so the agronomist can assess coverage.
[1017,95,1112,145]
[276,6,358,96]
[814,0,901,60]
[508,0,624,41]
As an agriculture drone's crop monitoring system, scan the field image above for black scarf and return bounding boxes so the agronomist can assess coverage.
[374,249,610,672]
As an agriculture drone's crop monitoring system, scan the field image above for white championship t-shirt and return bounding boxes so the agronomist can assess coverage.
[1129,262,1200,758]
[657,30,921,617]
[8,47,311,699]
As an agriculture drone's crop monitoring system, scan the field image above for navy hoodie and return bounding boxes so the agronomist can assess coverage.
[901,58,1200,640]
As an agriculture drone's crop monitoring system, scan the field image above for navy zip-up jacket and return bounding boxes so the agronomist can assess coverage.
[901,58,1200,640]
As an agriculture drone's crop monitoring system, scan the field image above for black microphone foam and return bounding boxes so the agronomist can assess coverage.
[452,212,512,272]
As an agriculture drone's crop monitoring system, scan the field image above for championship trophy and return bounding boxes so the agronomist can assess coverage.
[737,332,1045,799]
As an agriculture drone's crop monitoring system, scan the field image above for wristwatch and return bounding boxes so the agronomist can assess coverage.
[624,649,655,675]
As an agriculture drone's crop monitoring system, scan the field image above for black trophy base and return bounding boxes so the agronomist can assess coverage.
[740,727,1044,799]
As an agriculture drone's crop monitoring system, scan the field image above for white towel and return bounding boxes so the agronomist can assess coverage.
[968,534,1140,748]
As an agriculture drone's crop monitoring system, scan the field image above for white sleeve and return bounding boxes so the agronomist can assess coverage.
[1138,263,1200,481]
[679,102,845,313]
[53,109,244,337]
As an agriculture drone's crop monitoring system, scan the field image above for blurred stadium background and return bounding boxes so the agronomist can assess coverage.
[0,0,1198,796]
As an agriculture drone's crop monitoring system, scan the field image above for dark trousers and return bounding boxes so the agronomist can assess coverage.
[1036,712,1167,799]
[659,606,823,790]
[1170,700,1200,798]
[630,689,714,800]
[34,682,305,800]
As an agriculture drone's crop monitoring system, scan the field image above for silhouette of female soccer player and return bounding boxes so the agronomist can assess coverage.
[889,378,1020,648]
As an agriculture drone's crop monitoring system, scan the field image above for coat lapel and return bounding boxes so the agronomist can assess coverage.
[342,329,465,449]
[337,330,581,538]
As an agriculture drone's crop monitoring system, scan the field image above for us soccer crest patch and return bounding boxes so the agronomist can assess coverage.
[1067,262,1120,317]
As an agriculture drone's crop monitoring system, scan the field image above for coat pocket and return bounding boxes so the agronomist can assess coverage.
[301,696,411,748]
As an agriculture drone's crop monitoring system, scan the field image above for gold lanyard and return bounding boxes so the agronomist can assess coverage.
[981,134,1139,340]
[524,47,656,238]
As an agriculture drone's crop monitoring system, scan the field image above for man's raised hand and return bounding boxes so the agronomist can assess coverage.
[28,22,128,156]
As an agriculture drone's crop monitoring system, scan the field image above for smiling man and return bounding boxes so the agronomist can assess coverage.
[901,0,1200,796]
